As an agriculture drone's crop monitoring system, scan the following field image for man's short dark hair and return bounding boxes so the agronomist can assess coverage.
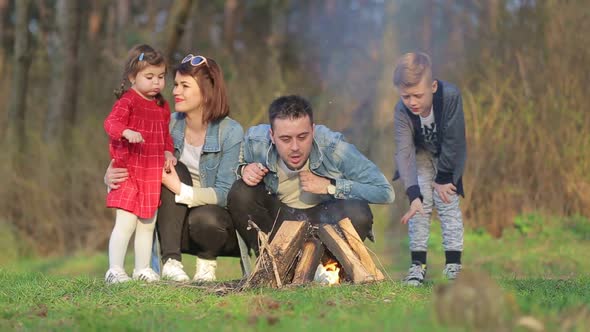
[268,95,313,128]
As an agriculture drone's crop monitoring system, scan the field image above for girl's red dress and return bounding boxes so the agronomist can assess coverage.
[104,89,174,218]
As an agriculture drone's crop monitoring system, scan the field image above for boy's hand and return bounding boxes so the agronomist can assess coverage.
[122,129,144,143]
[401,198,425,225]
[433,182,456,204]
[164,151,177,173]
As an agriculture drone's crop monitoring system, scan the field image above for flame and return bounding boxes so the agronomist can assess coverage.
[324,261,340,273]
[314,259,341,285]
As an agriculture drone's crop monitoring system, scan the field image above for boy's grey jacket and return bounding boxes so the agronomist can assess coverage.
[393,80,466,203]
[240,124,395,204]
[170,113,243,207]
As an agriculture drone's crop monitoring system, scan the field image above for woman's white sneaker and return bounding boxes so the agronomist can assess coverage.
[161,258,190,282]
[132,268,161,282]
[105,267,132,284]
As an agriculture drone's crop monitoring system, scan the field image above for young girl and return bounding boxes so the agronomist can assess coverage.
[103,44,176,284]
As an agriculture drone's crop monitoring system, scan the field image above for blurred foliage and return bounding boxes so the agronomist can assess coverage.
[0,0,588,255]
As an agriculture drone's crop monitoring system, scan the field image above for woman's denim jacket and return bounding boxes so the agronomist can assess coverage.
[240,124,394,204]
[170,113,243,207]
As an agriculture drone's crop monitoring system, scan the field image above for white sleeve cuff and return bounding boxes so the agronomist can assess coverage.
[175,183,194,205]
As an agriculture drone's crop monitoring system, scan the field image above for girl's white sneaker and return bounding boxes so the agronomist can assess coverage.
[105,267,132,284]
[132,267,161,282]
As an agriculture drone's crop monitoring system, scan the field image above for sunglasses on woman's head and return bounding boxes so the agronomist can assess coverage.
[181,54,208,67]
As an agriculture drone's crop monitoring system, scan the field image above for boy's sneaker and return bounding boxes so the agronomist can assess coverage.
[161,258,190,282]
[132,267,160,282]
[105,267,132,284]
[443,263,462,280]
[193,258,217,282]
[403,261,426,286]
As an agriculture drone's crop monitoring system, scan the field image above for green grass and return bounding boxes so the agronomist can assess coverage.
[393,213,590,279]
[1,213,589,331]
[0,272,428,331]
[1,271,588,331]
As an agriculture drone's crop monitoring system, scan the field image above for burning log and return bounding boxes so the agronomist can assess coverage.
[318,224,374,284]
[243,218,386,289]
[244,220,309,288]
[292,238,324,284]
[337,218,385,281]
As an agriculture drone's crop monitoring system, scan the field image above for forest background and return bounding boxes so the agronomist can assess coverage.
[0,0,588,260]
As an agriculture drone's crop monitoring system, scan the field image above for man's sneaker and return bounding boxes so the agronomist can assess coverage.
[161,258,190,282]
[403,261,427,286]
[132,267,160,282]
[194,258,217,282]
[443,263,462,280]
[105,267,132,284]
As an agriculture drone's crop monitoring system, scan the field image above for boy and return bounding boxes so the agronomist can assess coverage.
[392,52,466,286]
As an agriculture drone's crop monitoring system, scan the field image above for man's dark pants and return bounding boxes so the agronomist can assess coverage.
[227,179,374,255]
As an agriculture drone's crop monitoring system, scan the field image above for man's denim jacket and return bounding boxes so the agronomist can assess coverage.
[170,113,243,207]
[240,124,394,204]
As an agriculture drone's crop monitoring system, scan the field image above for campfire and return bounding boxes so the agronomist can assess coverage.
[314,257,341,285]
[243,218,385,288]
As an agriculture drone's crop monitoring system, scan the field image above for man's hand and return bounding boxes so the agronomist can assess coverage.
[164,151,177,173]
[401,198,425,225]
[105,159,129,190]
[433,182,456,204]
[299,171,331,194]
[122,129,144,143]
[162,164,181,195]
[242,163,268,186]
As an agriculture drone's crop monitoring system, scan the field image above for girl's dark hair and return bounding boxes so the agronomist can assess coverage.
[114,44,167,106]
[174,56,230,123]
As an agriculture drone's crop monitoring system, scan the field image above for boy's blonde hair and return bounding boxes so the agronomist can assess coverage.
[393,52,433,88]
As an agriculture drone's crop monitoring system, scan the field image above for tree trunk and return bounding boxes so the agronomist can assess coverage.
[116,0,129,49]
[0,0,9,78]
[88,0,104,42]
[37,0,51,46]
[445,0,465,70]
[61,0,82,139]
[146,0,159,39]
[422,0,433,53]
[163,0,195,62]
[223,0,241,54]
[480,0,501,61]
[0,0,9,138]
[0,0,7,41]
[373,1,406,264]
[267,0,291,93]
[44,2,64,141]
[486,0,500,37]
[8,0,32,151]
[44,0,82,143]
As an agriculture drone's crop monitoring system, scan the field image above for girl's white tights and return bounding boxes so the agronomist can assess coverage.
[108,209,156,271]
